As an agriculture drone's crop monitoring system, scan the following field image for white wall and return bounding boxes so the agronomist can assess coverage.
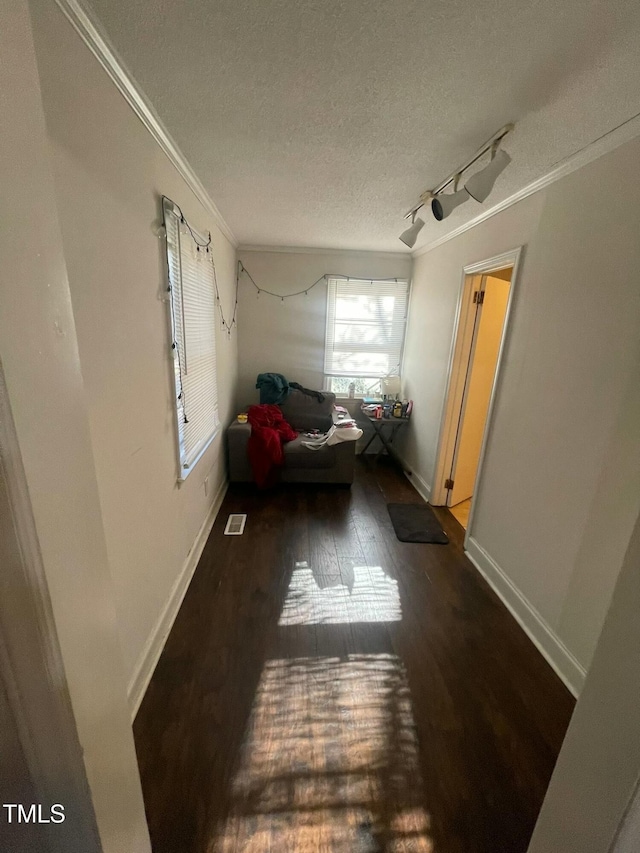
[0,1,150,847]
[528,503,640,853]
[29,0,239,709]
[401,136,640,687]
[614,785,640,853]
[237,249,412,405]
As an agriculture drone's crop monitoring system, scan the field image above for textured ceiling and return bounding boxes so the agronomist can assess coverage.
[83,0,640,252]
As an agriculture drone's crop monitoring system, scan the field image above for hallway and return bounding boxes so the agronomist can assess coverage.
[133,459,574,853]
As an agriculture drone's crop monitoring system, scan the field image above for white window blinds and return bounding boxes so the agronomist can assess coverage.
[324,278,409,378]
[164,200,219,476]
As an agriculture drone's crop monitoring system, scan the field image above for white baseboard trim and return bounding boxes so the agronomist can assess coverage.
[127,478,228,719]
[397,458,432,504]
[466,536,586,697]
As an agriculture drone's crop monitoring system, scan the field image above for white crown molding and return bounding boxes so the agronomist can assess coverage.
[51,0,640,261]
[412,111,640,258]
[54,0,237,247]
[239,244,412,260]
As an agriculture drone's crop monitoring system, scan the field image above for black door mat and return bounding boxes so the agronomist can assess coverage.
[387,503,449,544]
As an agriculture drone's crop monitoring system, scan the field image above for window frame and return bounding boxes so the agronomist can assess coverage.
[323,277,410,393]
[163,198,220,482]
[323,376,383,397]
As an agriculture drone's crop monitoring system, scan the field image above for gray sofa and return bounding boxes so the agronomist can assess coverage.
[227,389,356,484]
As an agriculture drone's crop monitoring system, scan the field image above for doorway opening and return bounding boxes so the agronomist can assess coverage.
[430,249,521,538]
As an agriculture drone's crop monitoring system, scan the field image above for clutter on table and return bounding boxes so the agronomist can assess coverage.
[361,399,413,420]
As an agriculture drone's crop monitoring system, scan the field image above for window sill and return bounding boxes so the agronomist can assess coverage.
[177,426,220,484]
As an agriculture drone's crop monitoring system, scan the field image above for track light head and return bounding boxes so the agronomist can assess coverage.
[399,214,425,248]
[464,146,511,202]
[403,124,514,231]
[431,187,470,221]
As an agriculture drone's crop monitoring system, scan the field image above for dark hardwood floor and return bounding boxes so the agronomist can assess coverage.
[134,458,575,853]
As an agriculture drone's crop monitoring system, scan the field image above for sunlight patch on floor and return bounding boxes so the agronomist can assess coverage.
[212,655,432,852]
[278,562,402,626]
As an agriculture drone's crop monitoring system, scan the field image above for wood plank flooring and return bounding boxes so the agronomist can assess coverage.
[133,458,574,853]
[449,498,472,530]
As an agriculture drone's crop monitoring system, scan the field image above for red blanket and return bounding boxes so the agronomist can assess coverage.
[247,404,297,488]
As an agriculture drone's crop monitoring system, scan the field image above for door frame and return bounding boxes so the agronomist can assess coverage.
[430,248,523,542]
[0,366,101,852]
[445,271,488,508]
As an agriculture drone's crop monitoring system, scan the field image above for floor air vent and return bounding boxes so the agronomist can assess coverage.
[224,513,247,536]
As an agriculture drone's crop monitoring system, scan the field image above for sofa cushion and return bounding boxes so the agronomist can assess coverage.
[283,435,335,469]
[279,389,335,432]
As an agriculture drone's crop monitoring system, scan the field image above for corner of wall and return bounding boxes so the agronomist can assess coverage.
[401,466,432,504]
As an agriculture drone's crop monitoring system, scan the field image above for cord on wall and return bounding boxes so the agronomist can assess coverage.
[238,263,401,301]
[160,195,239,336]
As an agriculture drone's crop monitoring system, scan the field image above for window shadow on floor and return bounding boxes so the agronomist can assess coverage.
[212,653,432,853]
[134,461,575,853]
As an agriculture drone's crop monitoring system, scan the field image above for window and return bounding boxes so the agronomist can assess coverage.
[324,277,409,393]
[164,199,219,478]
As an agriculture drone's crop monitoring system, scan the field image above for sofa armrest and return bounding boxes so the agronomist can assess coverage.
[227,421,252,482]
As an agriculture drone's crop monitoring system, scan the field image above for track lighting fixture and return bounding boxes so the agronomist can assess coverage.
[399,213,425,248]
[431,175,470,221]
[400,123,514,244]
[465,144,511,202]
